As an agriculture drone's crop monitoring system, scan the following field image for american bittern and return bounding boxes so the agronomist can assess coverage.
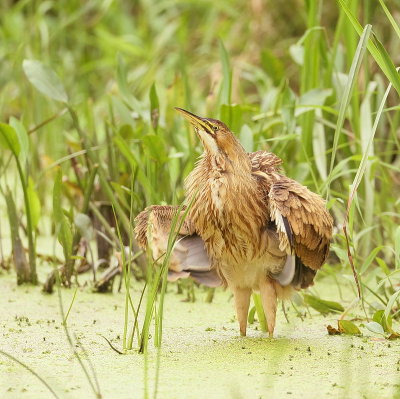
[135,108,333,337]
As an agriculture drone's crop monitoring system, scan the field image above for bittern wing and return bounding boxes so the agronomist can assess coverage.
[268,177,333,270]
[248,150,282,173]
[248,150,333,287]
[134,205,221,287]
[134,205,195,248]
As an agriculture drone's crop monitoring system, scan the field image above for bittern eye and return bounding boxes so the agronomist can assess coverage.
[212,125,218,132]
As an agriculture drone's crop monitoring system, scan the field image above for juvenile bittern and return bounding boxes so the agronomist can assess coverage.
[135,108,333,337]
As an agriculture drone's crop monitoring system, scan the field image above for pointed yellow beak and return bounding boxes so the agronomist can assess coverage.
[175,107,210,132]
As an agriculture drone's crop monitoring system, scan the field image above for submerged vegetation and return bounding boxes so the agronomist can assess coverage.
[1,0,400,398]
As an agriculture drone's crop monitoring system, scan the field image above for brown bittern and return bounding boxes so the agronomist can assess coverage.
[135,108,333,337]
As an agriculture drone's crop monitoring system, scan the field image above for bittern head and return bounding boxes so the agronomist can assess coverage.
[175,107,248,166]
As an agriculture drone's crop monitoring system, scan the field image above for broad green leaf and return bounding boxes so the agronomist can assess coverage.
[365,321,385,336]
[240,124,253,152]
[119,124,135,140]
[338,320,361,335]
[0,123,20,156]
[27,178,41,231]
[9,117,29,163]
[297,88,332,113]
[373,310,392,333]
[304,294,344,314]
[289,43,304,65]
[23,59,68,102]
[74,213,94,241]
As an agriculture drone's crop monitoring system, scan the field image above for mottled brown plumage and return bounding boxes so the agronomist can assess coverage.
[134,108,333,337]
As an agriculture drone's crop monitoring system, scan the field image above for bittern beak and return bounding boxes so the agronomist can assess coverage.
[175,107,248,165]
[175,107,213,135]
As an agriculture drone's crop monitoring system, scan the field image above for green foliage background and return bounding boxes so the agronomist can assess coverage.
[1,0,400,327]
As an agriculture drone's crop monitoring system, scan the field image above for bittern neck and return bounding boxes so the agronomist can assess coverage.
[185,148,265,262]
[204,143,251,175]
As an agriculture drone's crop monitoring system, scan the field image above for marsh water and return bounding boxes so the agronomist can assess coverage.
[1,268,399,399]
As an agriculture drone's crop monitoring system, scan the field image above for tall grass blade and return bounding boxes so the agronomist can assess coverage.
[384,289,400,332]
[299,0,322,159]
[343,68,394,301]
[0,350,61,399]
[63,286,78,325]
[0,123,37,283]
[348,78,392,206]
[4,189,30,284]
[378,0,400,40]
[54,268,102,398]
[327,24,372,190]
[218,40,232,115]
[53,170,73,279]
[395,226,400,270]
[337,0,400,95]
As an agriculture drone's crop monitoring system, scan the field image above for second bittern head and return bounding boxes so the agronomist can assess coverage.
[175,108,248,165]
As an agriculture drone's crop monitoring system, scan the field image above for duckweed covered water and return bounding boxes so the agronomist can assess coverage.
[1,271,399,399]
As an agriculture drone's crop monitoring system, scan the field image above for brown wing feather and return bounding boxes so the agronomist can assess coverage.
[134,205,195,248]
[249,151,333,273]
[268,177,333,270]
[248,151,282,173]
[134,205,221,287]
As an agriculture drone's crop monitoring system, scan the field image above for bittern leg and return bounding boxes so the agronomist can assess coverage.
[232,286,252,336]
[259,277,277,338]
